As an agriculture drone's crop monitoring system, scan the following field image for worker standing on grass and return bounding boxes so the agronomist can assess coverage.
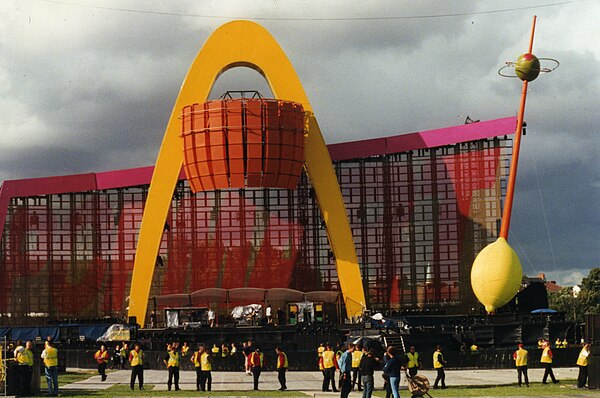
[164,343,180,391]
[322,343,339,392]
[15,340,34,396]
[93,344,110,381]
[275,347,288,391]
[250,347,264,390]
[41,340,59,397]
[577,342,591,388]
[192,344,203,391]
[513,343,529,387]
[197,344,213,391]
[406,345,419,377]
[432,345,447,389]
[540,340,559,384]
[351,343,363,391]
[129,343,144,390]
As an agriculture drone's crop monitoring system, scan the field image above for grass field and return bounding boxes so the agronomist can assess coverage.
[374,380,600,396]
[54,384,307,397]
[36,372,600,397]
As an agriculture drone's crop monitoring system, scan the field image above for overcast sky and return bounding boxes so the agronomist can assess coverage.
[1,0,599,286]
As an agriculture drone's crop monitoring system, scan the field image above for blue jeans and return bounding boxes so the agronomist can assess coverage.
[389,375,401,398]
[361,375,374,398]
[45,366,59,396]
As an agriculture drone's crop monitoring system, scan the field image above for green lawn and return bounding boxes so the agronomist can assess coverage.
[44,372,600,397]
[56,385,307,397]
[39,370,97,386]
[374,380,600,396]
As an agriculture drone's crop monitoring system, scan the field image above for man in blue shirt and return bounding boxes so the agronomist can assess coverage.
[337,343,355,398]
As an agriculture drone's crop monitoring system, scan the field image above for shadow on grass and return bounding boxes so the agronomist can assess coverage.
[56,384,308,397]
[374,379,586,397]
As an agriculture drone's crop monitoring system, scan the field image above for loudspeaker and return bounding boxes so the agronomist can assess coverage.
[588,356,600,389]
[515,282,548,312]
[585,314,600,345]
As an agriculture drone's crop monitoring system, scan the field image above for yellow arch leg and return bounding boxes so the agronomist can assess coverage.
[128,20,366,326]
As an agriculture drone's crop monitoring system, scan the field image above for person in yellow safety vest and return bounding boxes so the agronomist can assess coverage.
[221,343,229,357]
[93,344,110,381]
[432,345,447,389]
[555,338,563,348]
[560,339,568,348]
[250,348,265,390]
[191,344,203,391]
[576,342,591,388]
[321,344,339,392]
[537,338,545,349]
[15,340,34,396]
[120,343,128,369]
[317,343,325,358]
[512,343,529,387]
[41,340,59,396]
[540,341,559,384]
[191,344,212,391]
[163,343,180,391]
[351,343,364,391]
[181,342,190,357]
[128,343,144,390]
[407,345,420,377]
[230,343,237,356]
[276,347,288,391]
[211,343,220,357]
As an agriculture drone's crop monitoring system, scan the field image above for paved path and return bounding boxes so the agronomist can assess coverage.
[60,367,588,394]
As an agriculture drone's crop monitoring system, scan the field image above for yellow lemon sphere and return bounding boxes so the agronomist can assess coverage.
[471,237,522,313]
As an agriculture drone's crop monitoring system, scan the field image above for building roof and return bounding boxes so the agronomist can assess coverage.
[0,116,516,238]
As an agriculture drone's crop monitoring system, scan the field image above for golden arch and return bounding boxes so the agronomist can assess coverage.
[127,20,366,326]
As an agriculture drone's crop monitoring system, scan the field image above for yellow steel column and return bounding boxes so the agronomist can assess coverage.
[128,20,365,326]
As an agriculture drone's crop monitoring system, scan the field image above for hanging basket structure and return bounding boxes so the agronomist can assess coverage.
[181,97,305,191]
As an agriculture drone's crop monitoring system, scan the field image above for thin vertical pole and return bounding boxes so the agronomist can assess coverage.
[499,15,537,240]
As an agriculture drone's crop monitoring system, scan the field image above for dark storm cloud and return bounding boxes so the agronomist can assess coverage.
[1,0,599,285]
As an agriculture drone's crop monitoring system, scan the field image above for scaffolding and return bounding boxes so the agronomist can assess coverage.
[0,136,512,323]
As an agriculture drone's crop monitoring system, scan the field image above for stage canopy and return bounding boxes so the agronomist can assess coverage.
[152,288,340,308]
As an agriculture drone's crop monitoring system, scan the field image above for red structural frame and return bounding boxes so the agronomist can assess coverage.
[0,116,515,234]
[0,117,516,322]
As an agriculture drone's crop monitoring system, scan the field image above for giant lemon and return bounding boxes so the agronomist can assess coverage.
[471,237,522,313]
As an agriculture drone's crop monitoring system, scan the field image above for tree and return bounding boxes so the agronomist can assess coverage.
[580,267,600,315]
[547,267,599,323]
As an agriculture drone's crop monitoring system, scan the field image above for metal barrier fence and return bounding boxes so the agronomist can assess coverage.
[60,346,582,372]
[0,336,6,396]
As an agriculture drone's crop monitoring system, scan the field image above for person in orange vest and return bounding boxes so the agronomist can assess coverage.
[163,342,181,391]
[129,343,144,390]
[250,347,265,390]
[93,344,110,381]
[512,343,529,387]
[41,339,59,396]
[321,343,339,392]
[540,341,559,384]
[577,342,591,388]
[275,347,288,391]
